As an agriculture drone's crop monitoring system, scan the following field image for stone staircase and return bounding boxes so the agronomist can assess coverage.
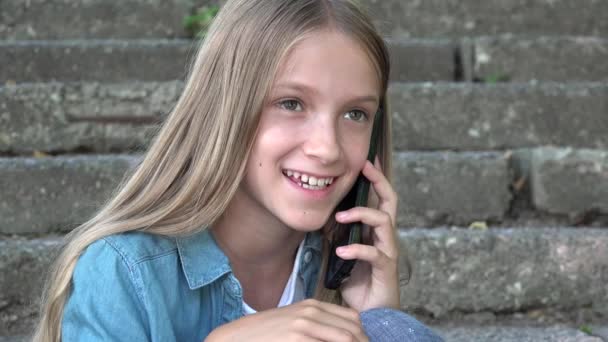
[1,0,607,341]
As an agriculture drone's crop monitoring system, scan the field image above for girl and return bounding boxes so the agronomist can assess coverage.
[34,0,443,341]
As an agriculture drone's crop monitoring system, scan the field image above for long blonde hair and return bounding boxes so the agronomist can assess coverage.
[33,0,392,340]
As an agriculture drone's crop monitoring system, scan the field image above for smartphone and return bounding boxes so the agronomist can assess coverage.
[324,106,383,290]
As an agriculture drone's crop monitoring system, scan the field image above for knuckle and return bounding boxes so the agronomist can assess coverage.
[300,305,322,317]
[301,298,319,306]
[336,329,356,342]
[291,317,314,330]
[345,308,360,321]
[382,212,391,224]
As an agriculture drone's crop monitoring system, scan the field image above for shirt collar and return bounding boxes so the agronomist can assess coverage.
[176,229,232,290]
[176,229,323,290]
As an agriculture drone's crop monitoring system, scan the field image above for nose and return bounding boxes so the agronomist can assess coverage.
[301,116,341,164]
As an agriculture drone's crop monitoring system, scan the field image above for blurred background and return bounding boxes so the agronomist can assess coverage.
[1,0,607,341]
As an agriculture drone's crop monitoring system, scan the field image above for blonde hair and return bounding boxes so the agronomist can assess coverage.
[33,0,392,340]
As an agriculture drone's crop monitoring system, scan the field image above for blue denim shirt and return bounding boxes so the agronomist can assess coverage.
[62,229,322,341]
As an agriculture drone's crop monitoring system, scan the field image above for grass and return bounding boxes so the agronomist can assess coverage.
[183,5,220,38]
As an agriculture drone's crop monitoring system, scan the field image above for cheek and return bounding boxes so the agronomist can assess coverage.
[344,137,371,170]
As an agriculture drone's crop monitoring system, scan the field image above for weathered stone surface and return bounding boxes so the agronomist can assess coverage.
[434,325,602,342]
[0,155,139,234]
[359,0,608,38]
[393,151,512,227]
[388,39,456,82]
[0,82,182,154]
[0,237,61,336]
[530,148,608,216]
[0,40,196,83]
[389,83,608,151]
[471,36,608,82]
[6,0,605,40]
[0,39,454,83]
[0,336,28,342]
[0,0,218,39]
[399,228,608,318]
[3,228,608,335]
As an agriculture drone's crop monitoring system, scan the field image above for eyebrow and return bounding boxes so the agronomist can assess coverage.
[273,82,379,104]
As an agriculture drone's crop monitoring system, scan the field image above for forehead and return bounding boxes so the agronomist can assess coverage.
[273,30,380,98]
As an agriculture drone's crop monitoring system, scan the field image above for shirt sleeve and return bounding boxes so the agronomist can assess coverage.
[62,239,151,341]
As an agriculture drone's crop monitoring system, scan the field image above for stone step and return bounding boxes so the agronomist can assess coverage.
[0,152,508,234]
[0,326,603,342]
[467,36,608,82]
[0,337,27,342]
[3,81,608,154]
[0,39,455,83]
[3,147,608,233]
[7,37,608,84]
[359,0,608,38]
[2,227,607,336]
[0,0,206,40]
[389,82,608,151]
[434,324,602,342]
[3,0,607,40]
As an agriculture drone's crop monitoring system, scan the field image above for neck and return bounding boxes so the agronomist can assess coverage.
[211,191,306,310]
[211,190,305,274]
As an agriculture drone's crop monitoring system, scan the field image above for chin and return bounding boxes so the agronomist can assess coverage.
[282,213,331,232]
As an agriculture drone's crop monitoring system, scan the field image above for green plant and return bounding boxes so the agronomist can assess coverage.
[483,73,510,84]
[580,325,593,335]
[184,5,220,38]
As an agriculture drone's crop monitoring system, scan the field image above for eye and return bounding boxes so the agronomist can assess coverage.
[344,110,368,122]
[278,99,303,111]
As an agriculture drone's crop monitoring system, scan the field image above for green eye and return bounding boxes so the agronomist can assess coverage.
[279,100,303,111]
[344,110,368,122]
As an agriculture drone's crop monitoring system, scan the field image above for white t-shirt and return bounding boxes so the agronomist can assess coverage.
[243,239,306,315]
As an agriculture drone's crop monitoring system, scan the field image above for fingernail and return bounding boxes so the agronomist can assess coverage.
[336,212,348,220]
[336,247,348,255]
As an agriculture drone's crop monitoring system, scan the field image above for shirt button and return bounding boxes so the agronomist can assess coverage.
[304,251,312,263]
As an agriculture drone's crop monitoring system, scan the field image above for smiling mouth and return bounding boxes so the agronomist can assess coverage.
[282,169,336,190]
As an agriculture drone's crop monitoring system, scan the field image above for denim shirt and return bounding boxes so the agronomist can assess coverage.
[62,229,322,341]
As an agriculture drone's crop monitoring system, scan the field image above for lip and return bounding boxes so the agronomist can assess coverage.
[283,173,337,200]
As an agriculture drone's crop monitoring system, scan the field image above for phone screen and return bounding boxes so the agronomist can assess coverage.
[324,107,383,289]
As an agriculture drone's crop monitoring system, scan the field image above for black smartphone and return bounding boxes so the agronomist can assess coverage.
[324,107,383,290]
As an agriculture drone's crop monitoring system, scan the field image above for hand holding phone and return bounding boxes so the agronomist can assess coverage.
[324,108,383,289]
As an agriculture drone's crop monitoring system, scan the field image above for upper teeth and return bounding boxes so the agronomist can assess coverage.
[284,170,334,186]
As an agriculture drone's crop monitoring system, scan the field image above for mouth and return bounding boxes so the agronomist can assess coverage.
[281,169,337,190]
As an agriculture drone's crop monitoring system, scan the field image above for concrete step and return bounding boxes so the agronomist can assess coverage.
[0,81,181,154]
[359,0,608,38]
[4,37,608,84]
[0,39,456,83]
[1,151,607,233]
[3,0,608,40]
[1,39,197,83]
[0,0,208,40]
[0,155,137,235]
[434,324,602,342]
[0,326,604,342]
[389,82,608,151]
[2,227,607,336]
[467,36,608,82]
[3,81,608,154]
[2,146,608,230]
[0,337,27,342]
[0,152,506,234]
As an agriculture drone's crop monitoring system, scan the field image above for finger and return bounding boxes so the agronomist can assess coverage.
[300,300,361,323]
[335,208,398,258]
[374,155,382,171]
[361,161,398,223]
[294,306,365,341]
[336,243,397,271]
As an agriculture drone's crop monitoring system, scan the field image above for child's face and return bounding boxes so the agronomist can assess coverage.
[240,30,381,231]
